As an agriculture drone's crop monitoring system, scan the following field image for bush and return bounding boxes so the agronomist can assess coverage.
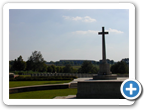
[9,73,14,78]
[18,72,24,75]
[13,71,19,75]
[10,78,16,81]
[110,61,129,74]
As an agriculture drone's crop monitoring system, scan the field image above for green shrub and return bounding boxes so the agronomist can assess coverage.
[9,78,16,81]
[13,71,19,75]
[18,72,24,75]
[110,61,129,74]
[9,73,14,78]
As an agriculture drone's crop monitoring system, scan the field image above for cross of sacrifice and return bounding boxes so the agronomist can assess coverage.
[98,27,109,63]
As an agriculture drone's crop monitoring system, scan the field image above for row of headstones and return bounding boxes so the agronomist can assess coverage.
[31,73,75,77]
[29,73,96,78]
[76,74,95,78]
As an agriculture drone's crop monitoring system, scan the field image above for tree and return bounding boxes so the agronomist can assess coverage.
[12,59,17,70]
[72,68,78,73]
[50,61,54,65]
[26,60,33,71]
[27,51,46,72]
[110,60,114,65]
[56,66,60,73]
[81,61,93,73]
[78,68,82,73]
[39,63,47,72]
[51,65,56,73]
[28,51,45,62]
[118,61,128,73]
[55,61,60,66]
[12,56,26,71]
[78,61,98,73]
[91,66,98,73]
[9,60,15,71]
[110,61,129,74]
[59,67,64,73]
[9,63,12,71]
[63,64,73,73]
[47,66,53,73]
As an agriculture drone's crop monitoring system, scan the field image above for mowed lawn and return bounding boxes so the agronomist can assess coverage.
[9,88,77,99]
[9,80,72,88]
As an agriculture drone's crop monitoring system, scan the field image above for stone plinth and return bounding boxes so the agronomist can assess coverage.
[94,62,117,80]
[93,74,117,80]
[76,79,126,99]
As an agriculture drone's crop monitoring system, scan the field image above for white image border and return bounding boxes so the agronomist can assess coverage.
[3,3,135,105]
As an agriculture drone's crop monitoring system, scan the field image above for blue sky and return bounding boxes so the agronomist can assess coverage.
[9,9,129,62]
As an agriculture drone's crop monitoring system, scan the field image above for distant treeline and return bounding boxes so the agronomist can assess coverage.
[9,51,129,74]
[46,59,116,66]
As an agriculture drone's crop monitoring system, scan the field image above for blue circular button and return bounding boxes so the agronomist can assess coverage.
[121,79,142,100]
[123,81,139,97]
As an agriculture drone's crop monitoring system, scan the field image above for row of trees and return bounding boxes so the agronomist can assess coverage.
[9,51,129,74]
[10,56,26,71]
[48,61,75,66]
[47,64,77,73]
[110,61,129,74]
[47,60,115,66]
[9,51,78,73]
[9,51,98,73]
[10,51,47,72]
[78,61,98,73]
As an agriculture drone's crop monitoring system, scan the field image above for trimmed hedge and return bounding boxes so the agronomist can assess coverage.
[9,76,77,81]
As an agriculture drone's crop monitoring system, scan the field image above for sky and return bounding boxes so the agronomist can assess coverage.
[9,9,129,62]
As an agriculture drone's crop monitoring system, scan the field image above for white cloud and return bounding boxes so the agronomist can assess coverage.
[83,16,96,22]
[72,30,98,34]
[72,28,123,35]
[63,16,96,23]
[72,16,82,21]
[107,28,124,34]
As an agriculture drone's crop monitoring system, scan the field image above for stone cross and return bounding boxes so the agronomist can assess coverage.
[98,27,109,63]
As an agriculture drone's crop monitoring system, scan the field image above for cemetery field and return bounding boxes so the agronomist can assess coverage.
[72,65,81,69]
[57,65,81,69]
[9,88,77,99]
[9,80,72,88]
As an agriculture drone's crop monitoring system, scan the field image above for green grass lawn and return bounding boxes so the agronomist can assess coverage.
[9,88,77,99]
[9,80,72,88]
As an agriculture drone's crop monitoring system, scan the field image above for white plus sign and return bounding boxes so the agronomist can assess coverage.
[126,83,137,95]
